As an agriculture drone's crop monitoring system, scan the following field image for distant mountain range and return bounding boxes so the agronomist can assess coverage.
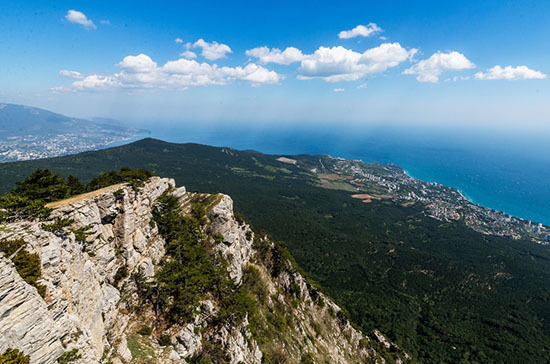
[0,103,147,162]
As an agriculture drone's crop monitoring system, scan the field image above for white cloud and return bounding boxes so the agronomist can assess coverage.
[117,54,158,73]
[474,65,546,80]
[297,43,416,82]
[174,38,183,43]
[338,23,382,39]
[100,20,111,25]
[180,51,197,59]
[73,75,120,90]
[193,39,232,60]
[357,83,368,88]
[403,51,475,82]
[65,10,96,29]
[49,86,72,94]
[69,54,281,91]
[333,88,345,92]
[246,46,305,65]
[59,70,84,79]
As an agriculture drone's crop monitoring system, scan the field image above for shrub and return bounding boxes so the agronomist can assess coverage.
[42,217,74,233]
[0,348,30,364]
[0,239,46,298]
[149,192,250,325]
[0,194,51,221]
[70,225,93,242]
[11,169,69,202]
[57,349,81,364]
[89,167,152,191]
[0,168,152,222]
[158,334,171,347]
[300,353,315,364]
[113,189,125,200]
[137,326,153,336]
[112,265,129,287]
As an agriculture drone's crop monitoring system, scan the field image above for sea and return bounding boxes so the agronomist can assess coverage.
[124,122,550,226]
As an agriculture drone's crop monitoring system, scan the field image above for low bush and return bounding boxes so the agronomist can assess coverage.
[0,239,46,298]
[0,348,30,364]
[57,349,81,364]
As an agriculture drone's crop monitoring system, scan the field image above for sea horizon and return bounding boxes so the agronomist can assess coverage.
[109,122,550,226]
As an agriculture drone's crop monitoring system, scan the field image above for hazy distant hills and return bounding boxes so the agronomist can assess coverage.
[0,103,143,136]
[0,103,146,162]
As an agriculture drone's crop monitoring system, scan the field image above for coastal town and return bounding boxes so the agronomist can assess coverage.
[0,133,141,162]
[315,156,550,245]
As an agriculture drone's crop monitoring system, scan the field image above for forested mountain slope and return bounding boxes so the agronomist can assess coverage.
[1,138,549,363]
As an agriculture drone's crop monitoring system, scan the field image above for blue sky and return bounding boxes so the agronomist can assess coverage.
[1,0,549,131]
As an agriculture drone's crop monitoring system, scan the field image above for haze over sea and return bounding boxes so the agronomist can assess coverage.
[127,122,550,226]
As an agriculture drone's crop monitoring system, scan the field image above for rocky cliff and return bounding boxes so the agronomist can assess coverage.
[0,177,410,363]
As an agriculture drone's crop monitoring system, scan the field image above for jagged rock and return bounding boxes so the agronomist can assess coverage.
[0,257,64,364]
[208,194,255,282]
[0,177,173,363]
[174,323,202,358]
[0,177,410,364]
[117,335,132,362]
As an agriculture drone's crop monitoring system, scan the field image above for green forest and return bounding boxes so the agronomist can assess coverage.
[1,138,550,363]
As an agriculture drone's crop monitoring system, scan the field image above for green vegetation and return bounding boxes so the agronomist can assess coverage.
[70,225,93,242]
[0,239,46,298]
[0,167,151,222]
[133,192,252,328]
[57,349,81,364]
[0,348,30,364]
[112,265,129,287]
[158,334,171,347]
[126,334,155,362]
[88,167,152,191]
[137,326,153,336]
[42,217,74,233]
[1,138,550,363]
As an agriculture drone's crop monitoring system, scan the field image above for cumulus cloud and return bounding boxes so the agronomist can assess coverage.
[193,39,232,60]
[59,70,84,79]
[73,75,120,90]
[65,10,96,29]
[68,54,281,91]
[180,51,197,59]
[117,54,158,73]
[474,65,546,80]
[403,51,475,82]
[333,88,345,92]
[297,43,416,82]
[338,23,382,39]
[174,38,183,43]
[246,46,305,65]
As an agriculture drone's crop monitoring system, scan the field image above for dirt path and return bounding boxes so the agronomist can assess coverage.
[45,183,125,209]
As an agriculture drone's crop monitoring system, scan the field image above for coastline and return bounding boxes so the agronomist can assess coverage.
[403,168,477,206]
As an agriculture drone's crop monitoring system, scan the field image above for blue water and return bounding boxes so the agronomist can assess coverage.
[128,122,550,225]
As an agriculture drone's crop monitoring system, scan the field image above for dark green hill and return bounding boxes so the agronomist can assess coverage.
[1,138,550,363]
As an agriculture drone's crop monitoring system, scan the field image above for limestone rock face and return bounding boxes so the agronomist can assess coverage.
[208,194,255,282]
[0,177,410,364]
[0,258,64,364]
[0,177,173,363]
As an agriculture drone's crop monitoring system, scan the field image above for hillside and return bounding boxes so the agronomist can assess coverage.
[1,138,550,363]
[0,103,145,161]
[0,176,407,363]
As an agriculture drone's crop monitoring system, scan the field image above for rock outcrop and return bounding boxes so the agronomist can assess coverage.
[0,177,410,363]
